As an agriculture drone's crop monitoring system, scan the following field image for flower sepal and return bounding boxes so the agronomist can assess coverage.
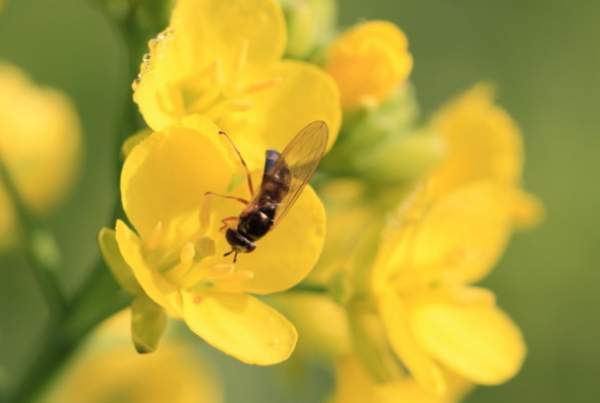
[131,295,167,354]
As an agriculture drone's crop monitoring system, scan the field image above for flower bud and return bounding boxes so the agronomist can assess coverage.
[278,0,337,60]
[0,62,81,250]
[326,21,413,110]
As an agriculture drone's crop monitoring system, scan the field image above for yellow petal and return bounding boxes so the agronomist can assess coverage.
[333,355,473,403]
[431,83,523,197]
[120,117,231,246]
[379,288,445,394]
[511,189,545,230]
[115,220,183,317]
[228,60,341,168]
[182,291,297,365]
[131,296,167,354]
[372,182,431,294]
[404,181,512,285]
[411,297,526,385]
[134,0,286,131]
[98,228,144,296]
[206,182,326,295]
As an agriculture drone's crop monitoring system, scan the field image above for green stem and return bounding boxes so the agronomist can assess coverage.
[288,282,329,294]
[5,261,132,403]
[0,157,66,322]
[5,5,151,402]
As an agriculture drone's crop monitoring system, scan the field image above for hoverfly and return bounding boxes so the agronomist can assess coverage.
[207,121,329,263]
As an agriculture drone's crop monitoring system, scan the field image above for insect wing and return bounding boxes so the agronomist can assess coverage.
[270,121,329,225]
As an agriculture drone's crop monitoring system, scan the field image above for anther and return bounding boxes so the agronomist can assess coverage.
[206,264,235,279]
[195,237,216,258]
[146,222,163,251]
[211,59,225,87]
[232,39,249,80]
[180,242,196,263]
[228,99,254,112]
[219,270,254,286]
[244,77,282,94]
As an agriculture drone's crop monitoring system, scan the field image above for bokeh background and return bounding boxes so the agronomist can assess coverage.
[0,0,598,402]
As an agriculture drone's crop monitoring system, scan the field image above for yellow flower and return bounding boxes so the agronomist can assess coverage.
[100,115,326,365]
[333,355,473,403]
[43,311,222,403]
[430,83,543,229]
[371,183,526,393]
[133,0,341,167]
[340,84,542,394]
[326,21,413,110]
[0,62,81,249]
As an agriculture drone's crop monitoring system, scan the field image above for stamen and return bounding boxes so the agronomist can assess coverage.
[199,196,213,229]
[211,59,225,87]
[206,264,235,279]
[228,99,254,112]
[180,242,196,263]
[187,87,221,114]
[195,237,216,258]
[244,77,282,94]
[146,222,163,251]
[232,39,249,80]
[219,270,254,286]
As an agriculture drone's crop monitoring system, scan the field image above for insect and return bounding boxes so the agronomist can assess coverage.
[207,121,329,263]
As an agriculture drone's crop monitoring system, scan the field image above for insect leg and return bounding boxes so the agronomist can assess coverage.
[205,191,249,205]
[219,216,239,232]
[224,249,238,263]
[218,130,255,197]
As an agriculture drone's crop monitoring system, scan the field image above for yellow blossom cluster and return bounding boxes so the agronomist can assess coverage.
[94,0,541,401]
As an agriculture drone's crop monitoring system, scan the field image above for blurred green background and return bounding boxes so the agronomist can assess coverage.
[0,0,598,402]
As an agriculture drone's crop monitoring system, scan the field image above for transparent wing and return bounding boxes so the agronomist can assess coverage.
[272,121,328,224]
[247,121,328,226]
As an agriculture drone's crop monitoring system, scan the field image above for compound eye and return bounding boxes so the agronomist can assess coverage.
[225,228,256,253]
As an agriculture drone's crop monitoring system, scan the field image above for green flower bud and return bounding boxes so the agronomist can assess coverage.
[321,85,444,195]
[277,0,337,60]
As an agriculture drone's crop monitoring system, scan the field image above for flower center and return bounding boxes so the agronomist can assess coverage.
[178,39,281,125]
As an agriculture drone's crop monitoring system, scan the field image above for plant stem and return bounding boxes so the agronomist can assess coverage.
[289,282,329,294]
[0,159,66,323]
[5,261,132,403]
